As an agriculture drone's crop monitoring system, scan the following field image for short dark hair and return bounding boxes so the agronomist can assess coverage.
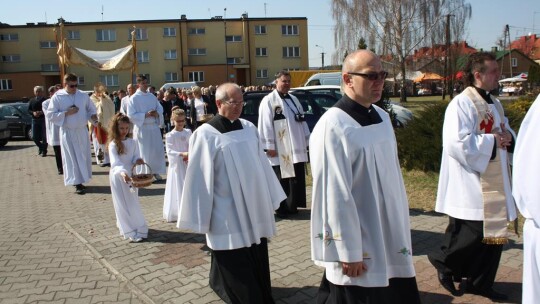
[274,70,290,79]
[64,73,78,83]
[463,52,496,87]
[136,74,147,83]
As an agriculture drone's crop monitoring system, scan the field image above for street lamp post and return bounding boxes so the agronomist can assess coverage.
[315,44,325,70]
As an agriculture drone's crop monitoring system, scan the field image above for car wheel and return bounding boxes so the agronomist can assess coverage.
[0,139,7,147]
[26,127,32,140]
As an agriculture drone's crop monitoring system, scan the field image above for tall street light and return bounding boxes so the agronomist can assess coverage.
[315,44,325,70]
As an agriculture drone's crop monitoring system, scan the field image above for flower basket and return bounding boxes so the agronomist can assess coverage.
[131,163,153,188]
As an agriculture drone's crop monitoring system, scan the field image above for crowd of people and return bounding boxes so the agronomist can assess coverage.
[24,50,540,304]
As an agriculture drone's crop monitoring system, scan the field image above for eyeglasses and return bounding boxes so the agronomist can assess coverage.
[223,100,245,107]
[68,84,78,88]
[347,71,388,81]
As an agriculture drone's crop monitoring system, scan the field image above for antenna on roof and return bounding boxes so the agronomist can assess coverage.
[45,12,47,23]
[264,3,268,17]
[101,5,104,21]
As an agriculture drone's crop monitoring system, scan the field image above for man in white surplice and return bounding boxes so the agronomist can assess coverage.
[178,83,285,304]
[513,93,540,304]
[126,75,166,180]
[310,50,420,304]
[48,73,98,195]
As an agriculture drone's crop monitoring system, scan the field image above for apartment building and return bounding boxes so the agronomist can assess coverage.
[0,14,308,101]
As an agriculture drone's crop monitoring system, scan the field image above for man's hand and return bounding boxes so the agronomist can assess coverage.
[146,110,158,118]
[342,261,367,277]
[266,149,277,157]
[66,106,79,116]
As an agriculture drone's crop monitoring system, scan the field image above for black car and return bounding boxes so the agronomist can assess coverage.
[241,90,338,131]
[0,103,32,139]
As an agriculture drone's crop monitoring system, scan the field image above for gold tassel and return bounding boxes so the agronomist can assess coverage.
[482,237,509,245]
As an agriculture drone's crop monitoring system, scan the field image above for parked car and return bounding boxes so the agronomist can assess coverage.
[241,90,339,131]
[291,85,413,127]
[0,103,32,139]
[303,72,342,86]
[0,116,10,147]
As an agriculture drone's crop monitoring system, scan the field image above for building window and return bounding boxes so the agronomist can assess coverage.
[1,55,21,62]
[255,25,267,35]
[281,25,299,35]
[227,57,241,64]
[255,47,267,56]
[256,69,268,78]
[96,29,116,41]
[131,28,148,40]
[40,41,57,48]
[188,48,206,56]
[41,64,59,71]
[225,35,242,42]
[188,71,204,82]
[163,27,176,37]
[67,30,80,40]
[0,33,18,41]
[0,79,13,90]
[165,72,178,82]
[164,49,177,60]
[285,68,300,71]
[78,76,85,85]
[282,46,300,58]
[137,51,150,63]
[100,75,119,87]
[188,28,206,35]
[511,57,518,67]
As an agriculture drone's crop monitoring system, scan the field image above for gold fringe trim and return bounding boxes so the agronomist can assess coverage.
[482,237,508,245]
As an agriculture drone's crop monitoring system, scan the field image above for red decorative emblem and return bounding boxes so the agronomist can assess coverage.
[479,111,494,133]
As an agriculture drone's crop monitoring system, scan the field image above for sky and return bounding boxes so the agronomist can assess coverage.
[2,0,540,68]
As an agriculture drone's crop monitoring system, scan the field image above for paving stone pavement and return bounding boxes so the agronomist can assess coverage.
[1,139,523,303]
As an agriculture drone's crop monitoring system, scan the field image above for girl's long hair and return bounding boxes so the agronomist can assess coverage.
[107,113,131,155]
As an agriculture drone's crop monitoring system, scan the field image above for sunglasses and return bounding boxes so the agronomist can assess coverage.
[68,84,78,88]
[348,71,388,81]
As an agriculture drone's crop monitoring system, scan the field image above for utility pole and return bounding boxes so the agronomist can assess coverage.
[504,24,513,78]
[315,44,325,70]
[442,14,453,101]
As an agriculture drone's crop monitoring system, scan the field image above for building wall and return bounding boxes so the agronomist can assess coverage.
[0,16,308,101]
[498,50,538,79]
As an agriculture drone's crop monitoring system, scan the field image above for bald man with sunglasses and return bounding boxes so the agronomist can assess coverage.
[309,50,420,304]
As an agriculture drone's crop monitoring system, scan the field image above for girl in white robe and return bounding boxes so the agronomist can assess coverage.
[108,113,148,242]
[163,109,191,222]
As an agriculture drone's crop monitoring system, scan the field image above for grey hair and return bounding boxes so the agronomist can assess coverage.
[215,83,241,102]
[34,86,44,93]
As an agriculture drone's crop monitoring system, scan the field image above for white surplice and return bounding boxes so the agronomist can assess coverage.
[177,119,286,250]
[109,138,148,239]
[435,91,517,221]
[258,90,310,166]
[127,89,166,175]
[48,89,96,186]
[310,106,416,287]
[42,98,60,146]
[163,128,191,222]
[513,93,540,304]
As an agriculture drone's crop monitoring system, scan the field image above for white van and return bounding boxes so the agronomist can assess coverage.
[160,81,198,91]
[303,72,341,86]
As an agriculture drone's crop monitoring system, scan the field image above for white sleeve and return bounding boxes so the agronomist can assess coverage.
[257,95,276,150]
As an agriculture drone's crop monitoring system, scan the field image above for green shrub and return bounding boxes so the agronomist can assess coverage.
[396,102,447,172]
[503,96,534,133]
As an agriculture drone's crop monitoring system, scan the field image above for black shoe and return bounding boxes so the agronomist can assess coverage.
[75,184,86,195]
[466,286,508,301]
[58,170,63,175]
[437,271,458,295]
[41,152,47,157]
[275,211,289,219]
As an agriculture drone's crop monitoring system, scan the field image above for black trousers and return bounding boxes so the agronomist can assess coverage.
[209,238,274,304]
[32,119,47,153]
[273,162,307,214]
[53,145,63,172]
[428,216,503,291]
[317,271,421,304]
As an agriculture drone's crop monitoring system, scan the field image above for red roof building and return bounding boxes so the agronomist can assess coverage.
[510,34,540,61]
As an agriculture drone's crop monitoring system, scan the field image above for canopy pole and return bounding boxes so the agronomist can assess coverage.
[131,25,138,81]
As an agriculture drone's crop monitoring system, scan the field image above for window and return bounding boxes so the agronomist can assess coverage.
[67,30,80,40]
[282,47,300,58]
[1,55,21,62]
[41,64,59,71]
[0,79,12,91]
[96,29,116,41]
[255,47,267,56]
[227,57,241,64]
[255,25,267,35]
[165,72,178,82]
[282,25,299,35]
[137,51,149,63]
[0,33,18,41]
[256,69,268,78]
[131,28,148,40]
[188,28,206,35]
[163,27,176,37]
[40,41,57,48]
[188,71,204,82]
[100,75,119,87]
[225,35,242,42]
[78,76,85,85]
[164,49,177,60]
[511,57,518,67]
[188,48,206,56]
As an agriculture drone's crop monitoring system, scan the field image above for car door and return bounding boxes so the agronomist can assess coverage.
[0,106,25,137]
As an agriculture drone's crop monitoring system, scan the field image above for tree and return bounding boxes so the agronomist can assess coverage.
[358,37,368,49]
[529,64,540,88]
[331,0,471,102]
